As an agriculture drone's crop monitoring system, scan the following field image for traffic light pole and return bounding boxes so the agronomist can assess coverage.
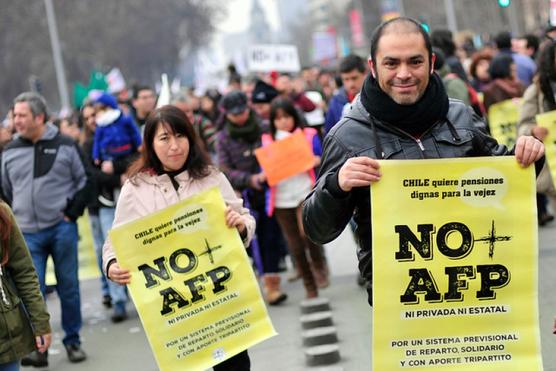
[507,2,520,36]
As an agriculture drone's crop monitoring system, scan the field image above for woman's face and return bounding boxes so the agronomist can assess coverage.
[153,122,190,172]
[476,59,490,81]
[273,109,295,132]
[82,106,96,132]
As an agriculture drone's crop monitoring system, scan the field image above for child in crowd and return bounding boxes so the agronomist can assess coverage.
[262,97,329,299]
[92,93,142,165]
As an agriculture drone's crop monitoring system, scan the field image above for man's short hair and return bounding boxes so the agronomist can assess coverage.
[431,29,456,57]
[339,54,366,74]
[489,54,514,79]
[13,92,48,121]
[132,85,154,100]
[370,17,433,66]
[171,92,191,105]
[494,32,512,50]
[523,34,539,54]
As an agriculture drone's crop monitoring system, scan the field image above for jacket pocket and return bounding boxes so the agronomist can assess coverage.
[357,139,403,159]
[432,129,473,146]
[0,278,26,357]
[431,129,474,157]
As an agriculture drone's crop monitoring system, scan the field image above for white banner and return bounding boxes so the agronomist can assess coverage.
[247,44,300,73]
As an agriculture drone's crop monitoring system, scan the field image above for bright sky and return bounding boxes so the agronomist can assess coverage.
[217,0,280,34]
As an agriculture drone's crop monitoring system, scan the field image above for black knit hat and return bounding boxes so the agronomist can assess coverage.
[251,80,279,104]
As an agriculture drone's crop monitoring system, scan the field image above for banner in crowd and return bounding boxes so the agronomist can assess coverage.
[109,187,276,371]
[371,157,542,371]
[246,44,300,73]
[255,130,315,186]
[535,110,556,187]
[488,99,521,148]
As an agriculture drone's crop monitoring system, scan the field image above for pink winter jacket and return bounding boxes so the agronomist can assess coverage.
[102,166,255,275]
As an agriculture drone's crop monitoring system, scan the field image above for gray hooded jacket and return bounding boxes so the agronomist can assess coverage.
[1,123,92,233]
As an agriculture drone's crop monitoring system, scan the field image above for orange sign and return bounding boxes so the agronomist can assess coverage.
[255,131,315,186]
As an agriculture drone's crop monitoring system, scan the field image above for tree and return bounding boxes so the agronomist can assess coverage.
[0,0,224,113]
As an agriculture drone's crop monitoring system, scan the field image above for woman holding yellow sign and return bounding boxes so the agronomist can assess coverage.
[519,42,556,224]
[102,105,255,370]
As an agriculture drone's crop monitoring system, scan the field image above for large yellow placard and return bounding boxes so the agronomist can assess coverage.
[371,157,542,371]
[535,110,556,188]
[109,187,276,371]
[488,98,521,148]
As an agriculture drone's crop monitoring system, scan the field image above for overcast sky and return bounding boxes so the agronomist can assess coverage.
[218,0,280,34]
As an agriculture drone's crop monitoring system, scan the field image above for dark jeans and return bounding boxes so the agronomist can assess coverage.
[23,220,82,346]
[0,360,19,371]
[255,210,285,274]
[213,350,250,371]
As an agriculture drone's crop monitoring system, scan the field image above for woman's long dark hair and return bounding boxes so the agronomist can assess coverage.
[0,204,12,266]
[538,42,556,109]
[127,105,211,180]
[269,97,304,139]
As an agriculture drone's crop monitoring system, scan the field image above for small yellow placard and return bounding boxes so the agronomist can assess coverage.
[535,110,556,188]
[488,98,521,148]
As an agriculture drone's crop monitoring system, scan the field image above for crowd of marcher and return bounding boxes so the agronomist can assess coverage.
[0,17,555,371]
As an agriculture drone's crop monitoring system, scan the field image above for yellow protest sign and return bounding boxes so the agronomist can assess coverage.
[488,99,521,148]
[109,187,276,371]
[371,157,542,371]
[535,110,556,187]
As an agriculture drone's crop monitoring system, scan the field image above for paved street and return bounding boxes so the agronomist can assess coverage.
[25,224,556,370]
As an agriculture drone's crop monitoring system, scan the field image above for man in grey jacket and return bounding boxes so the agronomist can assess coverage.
[302,17,544,306]
[2,92,91,366]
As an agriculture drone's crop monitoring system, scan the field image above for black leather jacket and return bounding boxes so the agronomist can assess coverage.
[302,96,513,304]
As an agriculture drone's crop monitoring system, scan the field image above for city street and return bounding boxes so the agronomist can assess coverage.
[28,224,556,370]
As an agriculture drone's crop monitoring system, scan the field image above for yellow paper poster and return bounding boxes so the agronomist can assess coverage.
[535,110,556,187]
[488,98,521,148]
[371,157,542,371]
[109,187,276,371]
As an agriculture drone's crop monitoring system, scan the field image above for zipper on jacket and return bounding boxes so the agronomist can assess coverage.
[32,143,42,231]
[0,267,10,306]
[415,138,425,151]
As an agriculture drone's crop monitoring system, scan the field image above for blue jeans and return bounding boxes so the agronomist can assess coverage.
[23,220,81,346]
[0,361,19,371]
[99,207,128,309]
[89,211,109,297]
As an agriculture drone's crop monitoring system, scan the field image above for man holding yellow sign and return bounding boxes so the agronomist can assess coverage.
[303,16,545,370]
[303,17,544,307]
[102,106,271,371]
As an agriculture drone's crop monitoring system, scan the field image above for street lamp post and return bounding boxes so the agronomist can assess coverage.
[44,0,70,112]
